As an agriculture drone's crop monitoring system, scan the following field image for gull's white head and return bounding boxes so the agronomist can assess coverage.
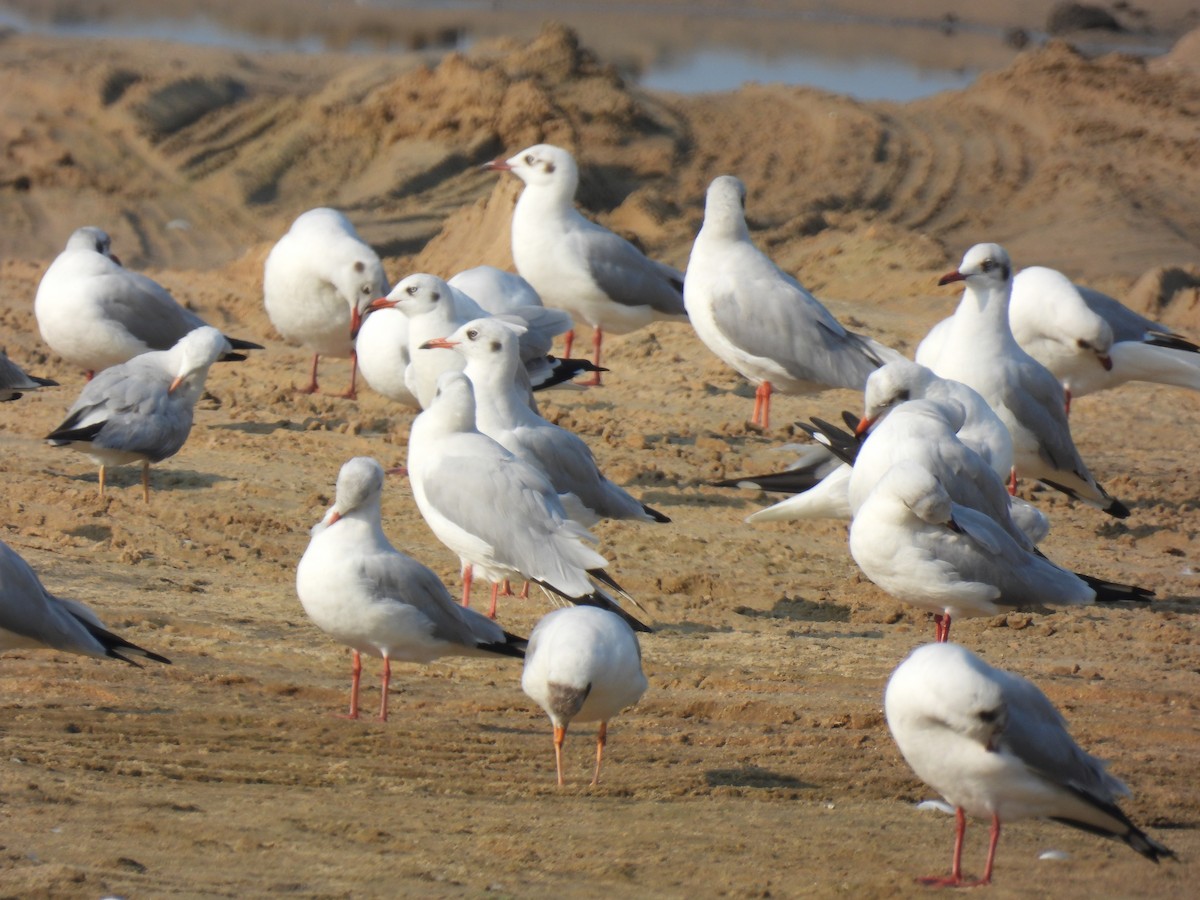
[65,226,119,263]
[701,175,750,238]
[886,642,1008,749]
[860,360,939,432]
[376,273,457,320]
[169,326,230,393]
[425,317,526,371]
[939,243,1013,290]
[332,456,385,520]
[485,144,579,196]
[427,370,479,433]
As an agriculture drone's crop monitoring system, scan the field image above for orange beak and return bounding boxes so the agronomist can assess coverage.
[367,297,397,312]
[854,415,874,438]
[937,270,966,286]
[420,337,458,350]
[482,157,512,171]
[328,510,342,526]
[168,375,184,394]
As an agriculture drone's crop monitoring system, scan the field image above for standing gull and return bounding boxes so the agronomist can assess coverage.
[0,350,57,401]
[917,243,1128,517]
[885,642,1173,886]
[485,143,687,384]
[35,226,262,379]
[45,327,229,502]
[684,176,897,428]
[263,208,389,398]
[297,457,525,721]
[425,317,669,527]
[522,605,648,786]
[1,539,170,666]
[406,371,649,631]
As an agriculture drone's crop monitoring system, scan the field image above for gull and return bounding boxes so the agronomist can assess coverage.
[406,371,650,631]
[485,143,687,384]
[424,317,670,527]
[354,304,418,408]
[885,642,1173,886]
[0,350,57,401]
[1,538,170,666]
[367,272,574,409]
[849,461,1097,641]
[263,208,389,398]
[916,243,1128,517]
[735,361,1024,529]
[45,326,229,502]
[684,175,898,428]
[296,457,526,721]
[521,605,648,786]
[35,226,262,379]
[1010,266,1200,410]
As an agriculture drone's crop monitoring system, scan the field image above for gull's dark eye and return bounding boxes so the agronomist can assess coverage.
[405,285,418,296]
[895,389,910,404]
[978,708,1001,723]
[466,329,479,340]
[360,284,372,295]
[981,259,995,273]
[524,154,534,164]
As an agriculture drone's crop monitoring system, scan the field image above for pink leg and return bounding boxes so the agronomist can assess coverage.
[1007,467,1017,497]
[377,655,391,722]
[580,327,604,387]
[968,814,1001,887]
[487,582,500,619]
[591,720,608,786]
[499,580,514,597]
[299,353,321,394]
[84,369,95,382]
[553,724,567,787]
[460,564,473,607]
[934,613,952,643]
[519,581,530,599]
[338,350,359,400]
[562,329,576,359]
[339,649,362,719]
[752,381,773,429]
[918,806,968,887]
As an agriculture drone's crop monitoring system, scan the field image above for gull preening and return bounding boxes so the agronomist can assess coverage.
[263,208,389,398]
[521,605,648,786]
[684,175,897,428]
[917,243,1128,517]
[1010,265,1200,409]
[45,326,229,502]
[0,350,57,401]
[849,461,1096,641]
[296,457,526,721]
[35,226,262,378]
[885,642,1173,887]
[485,143,687,383]
[0,539,170,667]
[406,371,650,631]
[426,317,670,527]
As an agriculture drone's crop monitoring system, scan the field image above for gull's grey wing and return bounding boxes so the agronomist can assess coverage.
[1077,285,1171,344]
[421,448,602,593]
[0,541,106,655]
[708,245,882,390]
[92,269,208,351]
[0,351,56,399]
[569,226,687,317]
[360,549,511,648]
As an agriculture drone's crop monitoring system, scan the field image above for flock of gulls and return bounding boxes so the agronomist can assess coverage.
[2,140,1190,886]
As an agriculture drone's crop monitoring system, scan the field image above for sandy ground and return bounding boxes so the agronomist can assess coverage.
[1,5,1199,898]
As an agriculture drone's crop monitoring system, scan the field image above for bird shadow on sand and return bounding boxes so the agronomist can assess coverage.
[59,468,232,492]
[704,766,815,790]
[208,419,298,436]
[736,595,851,623]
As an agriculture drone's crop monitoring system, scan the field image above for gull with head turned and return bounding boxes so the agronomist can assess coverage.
[484,143,687,384]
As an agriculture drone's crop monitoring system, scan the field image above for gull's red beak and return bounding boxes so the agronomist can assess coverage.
[420,337,458,350]
[367,297,397,312]
[328,510,342,526]
[350,306,363,339]
[482,157,512,171]
[937,270,966,286]
[1098,354,1113,371]
[168,375,183,394]
[854,415,874,438]
[110,253,123,267]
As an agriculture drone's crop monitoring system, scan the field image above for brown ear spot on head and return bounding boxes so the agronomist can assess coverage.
[430,291,440,301]
[545,162,556,174]
[490,340,501,352]
[354,261,365,273]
